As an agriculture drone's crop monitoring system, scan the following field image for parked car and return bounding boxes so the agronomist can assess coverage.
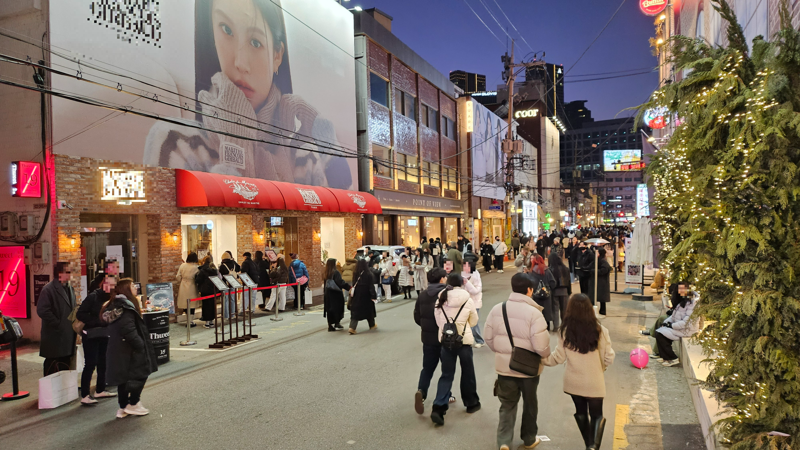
[356,245,406,260]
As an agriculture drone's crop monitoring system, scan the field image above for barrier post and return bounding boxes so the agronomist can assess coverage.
[246,286,258,338]
[293,283,305,317]
[1,341,30,401]
[209,292,227,349]
[180,297,196,346]
[270,284,284,322]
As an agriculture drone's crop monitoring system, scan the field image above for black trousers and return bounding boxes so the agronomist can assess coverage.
[494,255,504,271]
[117,377,148,409]
[417,344,441,399]
[201,295,216,321]
[295,283,308,308]
[81,337,108,397]
[43,355,72,377]
[571,395,603,422]
[578,272,590,297]
[656,331,679,361]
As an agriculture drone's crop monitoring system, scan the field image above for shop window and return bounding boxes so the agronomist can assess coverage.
[423,161,440,187]
[421,104,439,132]
[442,116,455,140]
[373,145,392,179]
[395,89,416,120]
[370,72,389,108]
[397,154,419,183]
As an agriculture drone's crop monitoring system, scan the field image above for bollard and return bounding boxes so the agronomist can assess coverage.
[1,341,29,401]
[293,283,305,317]
[180,301,196,346]
[270,285,283,322]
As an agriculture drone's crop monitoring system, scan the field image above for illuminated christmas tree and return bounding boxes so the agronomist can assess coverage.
[640,1,800,448]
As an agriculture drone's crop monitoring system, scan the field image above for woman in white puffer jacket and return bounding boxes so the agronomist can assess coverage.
[462,269,484,348]
[429,273,480,426]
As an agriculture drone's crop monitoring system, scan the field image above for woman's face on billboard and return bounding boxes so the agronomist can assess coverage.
[212,0,285,110]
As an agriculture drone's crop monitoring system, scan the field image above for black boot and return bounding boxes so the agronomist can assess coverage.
[589,417,606,450]
[328,324,336,332]
[416,290,421,298]
[335,322,344,329]
[574,414,593,449]
[430,403,447,426]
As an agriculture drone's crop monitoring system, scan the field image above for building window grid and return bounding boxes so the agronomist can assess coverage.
[395,88,416,120]
[397,153,419,184]
[369,72,389,108]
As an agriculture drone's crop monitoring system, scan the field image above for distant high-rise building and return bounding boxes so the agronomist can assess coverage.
[525,63,564,119]
[450,70,486,94]
[565,100,594,130]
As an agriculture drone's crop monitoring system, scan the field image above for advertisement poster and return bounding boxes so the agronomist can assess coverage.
[603,150,642,171]
[625,263,642,285]
[636,184,650,217]
[33,275,50,307]
[0,246,27,318]
[50,0,357,190]
[145,283,175,314]
[468,100,510,200]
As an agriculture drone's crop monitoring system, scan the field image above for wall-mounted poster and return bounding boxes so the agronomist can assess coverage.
[145,283,175,314]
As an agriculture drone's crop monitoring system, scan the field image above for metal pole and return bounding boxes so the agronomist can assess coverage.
[594,249,598,307]
[1,341,30,400]
[294,283,305,316]
[180,298,196,346]
[271,285,283,322]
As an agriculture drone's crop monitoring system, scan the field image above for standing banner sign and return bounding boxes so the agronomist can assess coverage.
[145,283,175,314]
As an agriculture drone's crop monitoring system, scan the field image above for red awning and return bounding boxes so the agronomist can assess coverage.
[175,169,381,214]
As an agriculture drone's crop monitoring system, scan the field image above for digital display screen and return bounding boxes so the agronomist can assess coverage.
[603,150,642,172]
[0,246,27,318]
[270,217,283,227]
[407,219,418,226]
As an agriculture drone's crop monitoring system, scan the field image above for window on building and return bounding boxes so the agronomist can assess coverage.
[421,104,439,132]
[634,177,642,182]
[397,154,419,183]
[423,161,441,187]
[623,186,634,191]
[444,167,458,192]
[594,164,600,169]
[372,145,392,179]
[370,72,389,107]
[624,178,632,182]
[442,116,455,139]
[624,195,632,200]
[395,89,416,119]
[615,178,622,182]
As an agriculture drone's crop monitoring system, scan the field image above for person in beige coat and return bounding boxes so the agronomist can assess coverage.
[484,273,551,450]
[175,253,200,326]
[544,293,615,450]
[429,273,480,426]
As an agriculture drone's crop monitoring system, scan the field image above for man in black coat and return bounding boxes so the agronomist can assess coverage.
[37,262,76,376]
[535,235,548,257]
[577,244,595,296]
[413,268,448,414]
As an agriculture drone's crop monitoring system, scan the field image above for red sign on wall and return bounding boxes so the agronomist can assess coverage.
[0,246,27,318]
[11,161,42,198]
[640,0,667,16]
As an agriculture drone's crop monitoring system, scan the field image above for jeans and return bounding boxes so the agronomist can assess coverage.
[417,344,442,399]
[496,375,540,448]
[222,291,236,319]
[471,308,485,345]
[117,378,147,409]
[656,330,679,361]
[433,345,479,410]
[349,317,375,330]
[494,255,504,271]
[80,337,108,398]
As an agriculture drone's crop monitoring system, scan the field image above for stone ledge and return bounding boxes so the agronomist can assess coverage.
[681,338,731,450]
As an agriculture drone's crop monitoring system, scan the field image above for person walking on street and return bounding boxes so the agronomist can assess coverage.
[511,232,521,258]
[481,237,495,273]
[289,253,310,310]
[323,258,350,332]
[586,248,612,318]
[413,267,448,414]
[549,237,564,258]
[412,248,432,296]
[576,242,592,295]
[430,273,480,426]
[349,259,378,334]
[514,239,535,273]
[76,274,117,404]
[544,293,615,449]
[462,266,485,348]
[379,252,396,302]
[175,253,200,327]
[37,262,77,376]
[398,254,414,299]
[493,236,508,273]
[196,255,219,328]
[446,242,463,274]
[255,251,272,310]
[431,238,441,268]
[103,278,158,419]
[535,235,547,258]
[525,254,557,331]
[548,252,572,329]
[484,273,552,449]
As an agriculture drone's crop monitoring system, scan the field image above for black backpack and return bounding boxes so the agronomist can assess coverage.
[440,301,468,351]
[533,278,550,302]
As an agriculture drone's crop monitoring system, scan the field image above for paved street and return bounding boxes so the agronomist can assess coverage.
[0,271,705,450]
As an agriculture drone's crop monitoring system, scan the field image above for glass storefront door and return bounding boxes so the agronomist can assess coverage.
[265,216,299,257]
[423,217,441,242]
[444,218,458,244]
[372,215,390,246]
[80,214,138,285]
[399,216,420,248]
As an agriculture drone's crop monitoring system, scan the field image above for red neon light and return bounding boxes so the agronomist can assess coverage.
[12,161,42,198]
[0,247,26,318]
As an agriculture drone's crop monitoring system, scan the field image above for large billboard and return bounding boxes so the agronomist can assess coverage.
[50,0,357,189]
[603,150,643,172]
[468,99,508,200]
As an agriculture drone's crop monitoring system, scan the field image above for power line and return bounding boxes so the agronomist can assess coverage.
[565,66,657,78]
[567,71,655,84]
[476,0,527,52]
[460,0,505,45]
[490,0,535,54]
[565,0,629,75]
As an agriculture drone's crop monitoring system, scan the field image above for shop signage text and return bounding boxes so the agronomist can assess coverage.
[100,168,146,205]
[375,189,463,215]
[465,100,474,133]
[514,109,539,119]
[11,161,42,198]
[224,179,259,201]
[640,0,667,16]
[297,188,323,207]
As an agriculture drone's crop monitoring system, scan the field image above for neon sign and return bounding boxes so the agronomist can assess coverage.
[514,109,539,119]
[0,246,26,318]
[640,0,667,16]
[11,161,42,198]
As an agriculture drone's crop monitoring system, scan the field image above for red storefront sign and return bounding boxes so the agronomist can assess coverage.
[640,0,667,16]
[0,246,27,318]
[11,161,42,198]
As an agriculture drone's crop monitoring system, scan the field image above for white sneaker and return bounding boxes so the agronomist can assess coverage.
[124,402,150,416]
[662,359,680,367]
[94,390,117,398]
[473,343,483,348]
[81,395,98,405]
[116,408,129,419]
[497,270,504,273]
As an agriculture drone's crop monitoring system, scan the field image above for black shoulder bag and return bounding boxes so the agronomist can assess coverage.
[502,302,542,376]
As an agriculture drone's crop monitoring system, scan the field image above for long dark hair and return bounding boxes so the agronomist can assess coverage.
[186,252,199,264]
[323,258,337,281]
[255,250,263,262]
[437,273,463,309]
[354,259,370,283]
[560,293,600,354]
[114,278,142,315]
[276,257,288,271]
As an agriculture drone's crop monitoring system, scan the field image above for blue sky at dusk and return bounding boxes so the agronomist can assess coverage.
[356,0,660,121]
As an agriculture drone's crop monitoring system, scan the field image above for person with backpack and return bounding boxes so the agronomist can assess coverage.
[493,236,509,273]
[413,267,448,414]
[483,273,551,450]
[240,252,259,314]
[543,293,615,449]
[548,252,572,329]
[525,254,557,331]
[429,273,480,426]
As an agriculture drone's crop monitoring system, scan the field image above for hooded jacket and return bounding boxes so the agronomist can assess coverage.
[434,287,479,346]
[462,271,483,309]
[657,295,700,340]
[103,295,158,386]
[414,283,447,346]
[484,292,551,377]
[341,258,357,284]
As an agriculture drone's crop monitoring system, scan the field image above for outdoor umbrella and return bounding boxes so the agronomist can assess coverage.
[584,238,609,308]
[626,217,654,294]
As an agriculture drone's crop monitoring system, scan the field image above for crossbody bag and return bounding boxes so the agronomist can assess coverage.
[501,302,542,376]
